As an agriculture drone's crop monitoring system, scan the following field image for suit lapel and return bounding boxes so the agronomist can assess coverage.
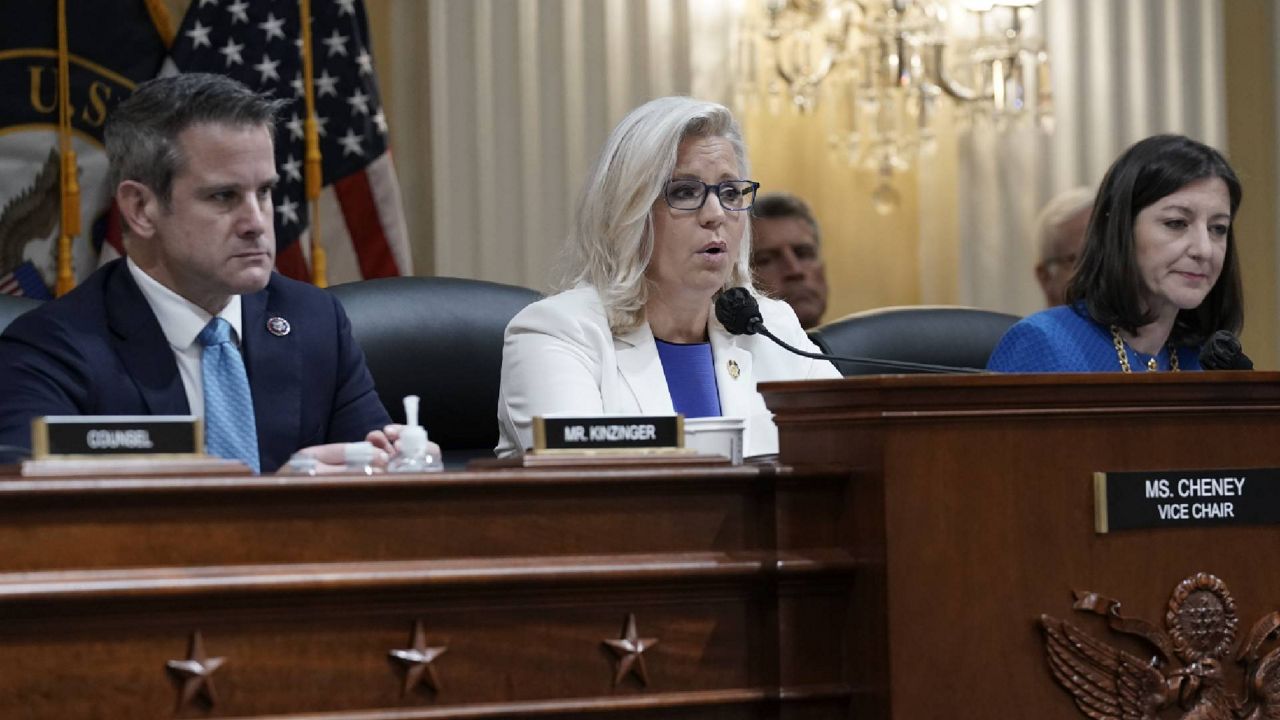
[241,281,301,461]
[105,264,189,414]
[709,313,753,420]
[615,324,675,415]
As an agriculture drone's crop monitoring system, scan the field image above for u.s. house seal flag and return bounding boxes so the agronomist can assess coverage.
[0,2,168,298]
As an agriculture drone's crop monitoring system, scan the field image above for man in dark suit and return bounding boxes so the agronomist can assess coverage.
[0,74,394,472]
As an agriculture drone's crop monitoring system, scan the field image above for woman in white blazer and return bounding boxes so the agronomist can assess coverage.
[496,97,839,458]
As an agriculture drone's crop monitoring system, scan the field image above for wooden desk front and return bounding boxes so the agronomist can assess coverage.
[763,372,1280,720]
[0,464,854,718]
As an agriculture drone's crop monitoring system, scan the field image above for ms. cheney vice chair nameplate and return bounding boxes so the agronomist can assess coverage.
[532,415,684,454]
[1093,467,1280,533]
[32,415,203,459]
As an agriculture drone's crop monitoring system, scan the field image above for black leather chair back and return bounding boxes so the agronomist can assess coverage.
[808,305,1020,375]
[329,276,541,461]
[0,294,42,333]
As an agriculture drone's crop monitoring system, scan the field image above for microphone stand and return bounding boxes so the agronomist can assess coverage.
[755,325,985,375]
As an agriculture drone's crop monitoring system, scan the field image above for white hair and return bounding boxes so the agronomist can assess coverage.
[560,96,754,334]
[1035,186,1096,262]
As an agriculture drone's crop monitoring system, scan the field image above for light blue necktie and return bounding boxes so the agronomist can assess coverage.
[197,317,260,473]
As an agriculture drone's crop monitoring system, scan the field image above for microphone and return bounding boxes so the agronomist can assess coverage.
[714,288,983,375]
[1199,330,1253,370]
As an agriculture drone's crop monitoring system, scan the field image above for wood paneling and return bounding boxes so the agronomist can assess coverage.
[764,371,1280,719]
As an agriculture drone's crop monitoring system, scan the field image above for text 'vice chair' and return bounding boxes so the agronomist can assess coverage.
[808,305,1020,376]
[330,276,541,465]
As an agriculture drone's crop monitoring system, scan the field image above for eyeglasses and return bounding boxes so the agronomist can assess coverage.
[663,179,761,211]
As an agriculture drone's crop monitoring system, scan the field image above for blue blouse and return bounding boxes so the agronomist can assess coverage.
[986,304,1202,373]
[655,339,722,417]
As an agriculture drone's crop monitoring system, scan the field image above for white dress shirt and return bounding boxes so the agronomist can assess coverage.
[126,258,243,419]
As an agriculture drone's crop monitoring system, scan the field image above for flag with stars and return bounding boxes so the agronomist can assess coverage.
[0,1,169,298]
[168,0,411,283]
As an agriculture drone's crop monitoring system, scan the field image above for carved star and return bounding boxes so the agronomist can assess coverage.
[165,631,226,711]
[389,620,448,695]
[602,614,658,686]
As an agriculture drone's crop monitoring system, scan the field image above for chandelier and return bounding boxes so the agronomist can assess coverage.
[734,0,1051,212]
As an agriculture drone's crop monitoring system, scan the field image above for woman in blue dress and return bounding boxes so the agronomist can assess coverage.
[987,134,1244,373]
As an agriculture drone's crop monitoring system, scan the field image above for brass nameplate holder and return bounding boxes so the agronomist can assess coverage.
[532,415,686,455]
[33,415,204,459]
[13,415,249,477]
[1093,466,1275,533]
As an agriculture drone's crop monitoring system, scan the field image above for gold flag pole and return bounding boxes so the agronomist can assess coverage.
[55,0,80,297]
[299,0,327,287]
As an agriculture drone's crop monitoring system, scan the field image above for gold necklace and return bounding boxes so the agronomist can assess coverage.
[1110,325,1179,373]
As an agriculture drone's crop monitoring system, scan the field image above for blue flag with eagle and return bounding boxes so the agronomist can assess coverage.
[0,1,169,298]
[168,0,412,284]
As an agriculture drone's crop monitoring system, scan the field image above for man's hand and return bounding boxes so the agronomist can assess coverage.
[372,423,443,464]
[277,424,441,474]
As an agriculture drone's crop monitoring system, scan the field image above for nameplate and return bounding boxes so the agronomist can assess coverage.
[532,415,684,453]
[1094,467,1279,533]
[32,415,203,459]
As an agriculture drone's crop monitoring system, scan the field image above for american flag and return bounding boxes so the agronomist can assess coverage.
[0,262,52,299]
[165,0,411,283]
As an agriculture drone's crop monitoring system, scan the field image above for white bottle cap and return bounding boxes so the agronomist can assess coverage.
[399,395,429,455]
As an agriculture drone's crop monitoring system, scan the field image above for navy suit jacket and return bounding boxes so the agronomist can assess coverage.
[0,260,390,472]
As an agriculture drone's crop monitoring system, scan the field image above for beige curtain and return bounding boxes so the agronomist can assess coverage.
[410,0,733,292]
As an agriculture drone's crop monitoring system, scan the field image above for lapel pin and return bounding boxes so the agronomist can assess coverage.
[267,316,291,337]
[727,359,740,379]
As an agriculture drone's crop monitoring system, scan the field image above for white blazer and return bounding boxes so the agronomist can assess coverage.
[495,286,840,457]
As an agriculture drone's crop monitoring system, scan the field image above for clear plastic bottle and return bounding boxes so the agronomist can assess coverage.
[387,395,443,473]
[344,440,379,475]
[282,452,319,475]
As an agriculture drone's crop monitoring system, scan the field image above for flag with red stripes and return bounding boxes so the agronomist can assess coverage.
[166,0,411,283]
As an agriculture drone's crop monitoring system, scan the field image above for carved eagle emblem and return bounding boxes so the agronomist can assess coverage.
[1042,573,1280,720]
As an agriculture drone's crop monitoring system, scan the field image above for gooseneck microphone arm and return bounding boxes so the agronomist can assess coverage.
[714,287,984,375]
[755,324,983,375]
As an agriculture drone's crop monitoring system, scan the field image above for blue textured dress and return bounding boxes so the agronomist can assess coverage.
[986,304,1202,372]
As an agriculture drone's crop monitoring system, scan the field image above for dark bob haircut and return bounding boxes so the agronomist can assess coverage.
[1066,134,1243,346]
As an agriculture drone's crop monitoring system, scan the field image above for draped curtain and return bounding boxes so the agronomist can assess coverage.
[419,0,733,292]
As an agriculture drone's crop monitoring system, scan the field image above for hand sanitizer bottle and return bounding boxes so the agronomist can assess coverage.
[344,441,379,475]
[388,395,443,473]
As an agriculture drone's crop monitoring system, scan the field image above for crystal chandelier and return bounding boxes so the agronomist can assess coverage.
[734,0,1051,212]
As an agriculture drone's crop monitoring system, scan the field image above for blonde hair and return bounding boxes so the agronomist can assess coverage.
[561,96,754,334]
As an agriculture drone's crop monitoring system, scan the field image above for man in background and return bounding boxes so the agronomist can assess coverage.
[750,192,829,329]
[1033,187,1094,307]
[0,74,397,472]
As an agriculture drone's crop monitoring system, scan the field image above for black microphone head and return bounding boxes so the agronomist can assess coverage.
[1199,330,1253,370]
[715,287,762,335]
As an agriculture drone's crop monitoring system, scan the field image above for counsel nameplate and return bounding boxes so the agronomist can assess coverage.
[32,415,203,459]
[532,415,684,453]
[1094,467,1279,533]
